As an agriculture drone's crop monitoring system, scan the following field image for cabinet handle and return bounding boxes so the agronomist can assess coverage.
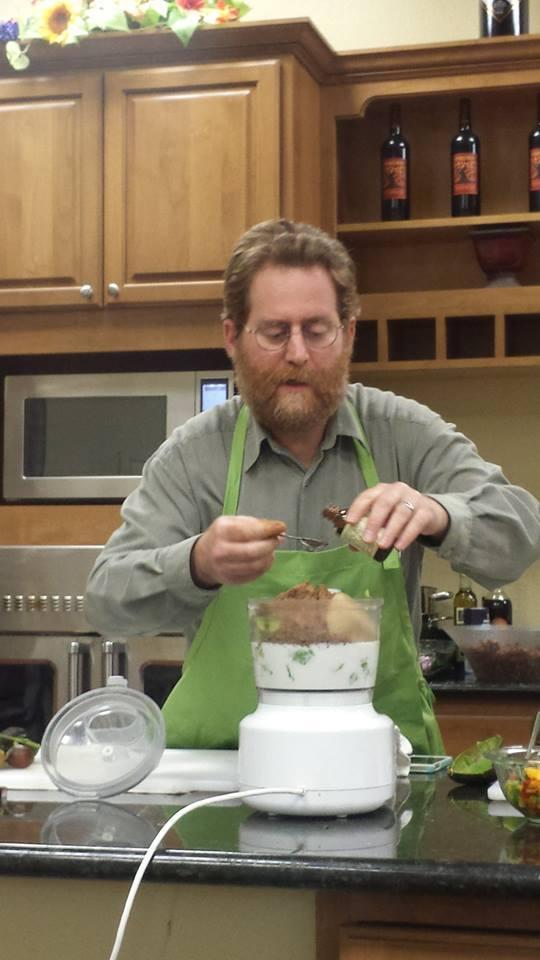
[80,283,94,300]
[107,282,120,298]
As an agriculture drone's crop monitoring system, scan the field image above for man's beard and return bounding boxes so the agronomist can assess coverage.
[233,342,352,437]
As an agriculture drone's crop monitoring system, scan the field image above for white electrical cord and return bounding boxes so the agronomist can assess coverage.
[107,786,305,960]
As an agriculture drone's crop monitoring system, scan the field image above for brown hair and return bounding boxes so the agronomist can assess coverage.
[222,219,359,334]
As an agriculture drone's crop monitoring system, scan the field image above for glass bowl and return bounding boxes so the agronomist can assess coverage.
[489,746,540,825]
[441,626,540,684]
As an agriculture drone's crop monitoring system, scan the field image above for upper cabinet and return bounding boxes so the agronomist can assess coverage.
[0,73,102,310]
[104,60,280,305]
[323,39,540,372]
[0,23,325,315]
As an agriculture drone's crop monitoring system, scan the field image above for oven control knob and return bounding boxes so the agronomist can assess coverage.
[15,594,24,612]
[51,595,61,612]
[27,595,37,612]
[76,595,85,612]
[63,595,73,612]
[2,595,13,612]
[39,595,49,611]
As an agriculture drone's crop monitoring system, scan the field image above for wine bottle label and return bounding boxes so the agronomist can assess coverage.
[530,147,540,191]
[452,153,479,195]
[382,157,407,200]
[481,0,520,23]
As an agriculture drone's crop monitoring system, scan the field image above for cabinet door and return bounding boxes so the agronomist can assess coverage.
[0,73,102,310]
[104,60,280,304]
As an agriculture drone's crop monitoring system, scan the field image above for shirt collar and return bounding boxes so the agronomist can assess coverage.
[243,390,367,472]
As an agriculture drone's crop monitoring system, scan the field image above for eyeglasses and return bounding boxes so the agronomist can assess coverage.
[243,319,344,352]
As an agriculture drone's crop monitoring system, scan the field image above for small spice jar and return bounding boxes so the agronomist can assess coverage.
[322,504,392,562]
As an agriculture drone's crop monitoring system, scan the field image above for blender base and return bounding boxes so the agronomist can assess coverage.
[238,694,396,817]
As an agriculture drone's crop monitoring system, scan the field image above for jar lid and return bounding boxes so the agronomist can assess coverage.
[40,676,165,799]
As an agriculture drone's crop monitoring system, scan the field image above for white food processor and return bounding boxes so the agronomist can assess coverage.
[238,593,396,816]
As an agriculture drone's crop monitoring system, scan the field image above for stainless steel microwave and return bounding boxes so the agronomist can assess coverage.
[3,370,234,501]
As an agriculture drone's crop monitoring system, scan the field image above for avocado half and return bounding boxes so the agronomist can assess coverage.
[447,734,503,784]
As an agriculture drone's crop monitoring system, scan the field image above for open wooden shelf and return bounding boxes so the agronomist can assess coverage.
[351,286,540,369]
[338,211,540,238]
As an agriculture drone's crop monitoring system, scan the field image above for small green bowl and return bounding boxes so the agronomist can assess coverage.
[488,747,540,825]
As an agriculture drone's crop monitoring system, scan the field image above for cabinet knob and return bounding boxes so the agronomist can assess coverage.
[107,282,120,298]
[80,283,94,300]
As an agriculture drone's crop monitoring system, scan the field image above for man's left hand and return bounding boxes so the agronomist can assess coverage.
[345,482,449,553]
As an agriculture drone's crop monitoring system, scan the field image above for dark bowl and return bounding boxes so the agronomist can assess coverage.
[470,226,534,285]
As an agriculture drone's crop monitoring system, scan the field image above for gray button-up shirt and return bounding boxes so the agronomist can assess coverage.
[85,383,540,644]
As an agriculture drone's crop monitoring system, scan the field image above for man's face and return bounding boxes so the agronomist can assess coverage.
[223,264,355,437]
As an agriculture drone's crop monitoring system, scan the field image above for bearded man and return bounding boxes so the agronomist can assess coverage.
[85,219,540,752]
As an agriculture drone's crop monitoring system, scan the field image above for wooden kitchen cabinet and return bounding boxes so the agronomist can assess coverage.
[0,31,322,314]
[0,72,102,310]
[340,923,539,960]
[104,60,280,305]
[434,689,539,755]
[322,40,540,373]
[0,61,280,310]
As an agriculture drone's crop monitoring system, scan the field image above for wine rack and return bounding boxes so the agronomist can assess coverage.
[326,55,540,372]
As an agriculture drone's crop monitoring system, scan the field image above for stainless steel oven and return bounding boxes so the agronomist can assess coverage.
[0,546,187,740]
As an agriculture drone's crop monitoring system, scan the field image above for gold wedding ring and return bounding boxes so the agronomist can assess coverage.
[400,498,416,512]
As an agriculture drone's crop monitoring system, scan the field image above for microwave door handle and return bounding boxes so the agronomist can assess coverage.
[101,638,127,685]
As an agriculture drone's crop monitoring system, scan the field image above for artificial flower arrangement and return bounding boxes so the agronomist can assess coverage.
[0,0,249,71]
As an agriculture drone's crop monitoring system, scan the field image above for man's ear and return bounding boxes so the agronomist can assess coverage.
[346,313,358,341]
[223,317,237,359]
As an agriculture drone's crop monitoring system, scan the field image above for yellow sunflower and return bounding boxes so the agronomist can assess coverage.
[38,0,83,45]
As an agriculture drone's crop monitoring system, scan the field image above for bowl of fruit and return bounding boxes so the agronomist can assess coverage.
[489,746,540,825]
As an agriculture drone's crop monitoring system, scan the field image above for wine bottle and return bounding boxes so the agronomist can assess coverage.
[482,587,513,625]
[451,98,481,217]
[453,574,477,625]
[381,102,410,221]
[529,94,540,212]
[480,0,529,37]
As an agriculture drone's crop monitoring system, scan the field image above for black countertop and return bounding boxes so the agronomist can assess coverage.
[1,774,539,896]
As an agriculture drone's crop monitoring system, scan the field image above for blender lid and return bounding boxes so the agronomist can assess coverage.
[40,676,165,798]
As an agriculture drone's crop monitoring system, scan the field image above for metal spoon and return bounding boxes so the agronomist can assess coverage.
[280,533,328,551]
[525,710,540,759]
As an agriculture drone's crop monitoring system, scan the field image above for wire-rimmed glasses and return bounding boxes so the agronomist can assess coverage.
[243,319,344,352]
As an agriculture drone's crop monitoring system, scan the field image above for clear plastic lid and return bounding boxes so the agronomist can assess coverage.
[40,676,165,798]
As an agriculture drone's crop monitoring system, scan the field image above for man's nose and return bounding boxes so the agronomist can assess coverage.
[284,326,309,362]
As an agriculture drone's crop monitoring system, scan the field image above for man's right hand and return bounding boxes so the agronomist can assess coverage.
[190,516,286,588]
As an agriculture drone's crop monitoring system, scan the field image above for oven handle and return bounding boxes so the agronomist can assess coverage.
[68,640,84,700]
[101,638,127,685]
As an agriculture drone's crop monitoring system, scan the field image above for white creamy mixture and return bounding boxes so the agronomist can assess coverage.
[252,639,379,691]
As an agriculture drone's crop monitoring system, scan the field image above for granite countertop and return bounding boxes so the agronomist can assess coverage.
[0,774,539,896]
[430,675,540,693]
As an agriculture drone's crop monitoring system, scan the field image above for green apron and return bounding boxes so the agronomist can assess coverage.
[162,405,444,755]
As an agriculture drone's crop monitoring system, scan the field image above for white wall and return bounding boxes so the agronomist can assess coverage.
[4,0,539,51]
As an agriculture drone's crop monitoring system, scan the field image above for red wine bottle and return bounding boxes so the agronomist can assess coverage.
[381,102,410,221]
[451,98,481,217]
[480,0,529,37]
[529,94,540,212]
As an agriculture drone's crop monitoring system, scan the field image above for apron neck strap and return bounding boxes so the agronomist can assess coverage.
[222,403,249,515]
